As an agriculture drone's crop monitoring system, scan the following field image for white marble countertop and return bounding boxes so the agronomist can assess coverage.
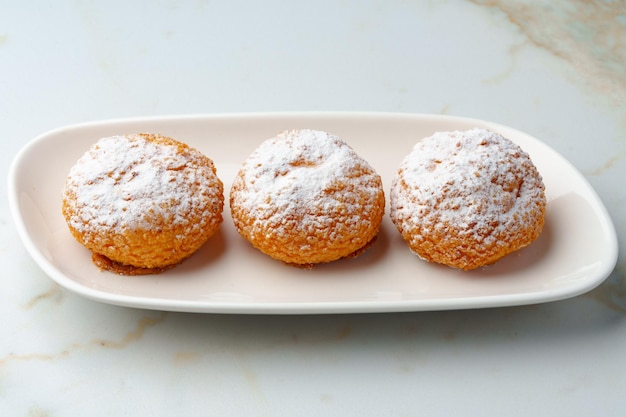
[1,1,625,415]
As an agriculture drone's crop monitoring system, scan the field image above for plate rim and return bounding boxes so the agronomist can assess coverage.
[8,111,619,314]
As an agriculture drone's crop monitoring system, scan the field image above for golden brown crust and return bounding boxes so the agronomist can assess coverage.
[280,233,378,269]
[230,129,385,266]
[390,128,546,270]
[62,133,224,274]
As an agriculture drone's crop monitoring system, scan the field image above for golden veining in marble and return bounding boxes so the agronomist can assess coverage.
[24,285,63,309]
[481,41,526,85]
[584,260,626,314]
[92,313,168,349]
[0,312,168,367]
[587,150,626,176]
[472,0,626,103]
[172,351,201,365]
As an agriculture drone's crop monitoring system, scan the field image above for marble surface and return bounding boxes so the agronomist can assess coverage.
[1,1,625,415]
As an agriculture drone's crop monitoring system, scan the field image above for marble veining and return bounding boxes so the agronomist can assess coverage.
[584,260,626,314]
[588,150,626,176]
[0,312,168,367]
[473,0,626,102]
[23,285,63,310]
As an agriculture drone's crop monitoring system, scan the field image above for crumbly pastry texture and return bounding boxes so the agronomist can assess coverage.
[390,128,546,270]
[62,133,224,275]
[230,129,385,267]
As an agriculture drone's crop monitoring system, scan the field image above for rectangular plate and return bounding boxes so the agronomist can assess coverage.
[8,112,618,313]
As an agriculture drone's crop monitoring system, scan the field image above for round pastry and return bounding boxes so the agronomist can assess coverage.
[390,128,546,270]
[230,129,385,267]
[62,133,224,275]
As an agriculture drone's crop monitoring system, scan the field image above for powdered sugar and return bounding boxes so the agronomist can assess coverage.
[63,134,221,234]
[231,129,383,239]
[390,128,545,246]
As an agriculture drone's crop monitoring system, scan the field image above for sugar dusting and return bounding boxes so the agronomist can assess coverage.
[63,134,221,234]
[390,128,545,246]
[231,129,383,239]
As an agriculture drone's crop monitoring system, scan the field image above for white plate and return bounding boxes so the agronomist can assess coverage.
[8,112,618,314]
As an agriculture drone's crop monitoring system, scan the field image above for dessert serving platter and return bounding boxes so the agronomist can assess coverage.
[8,112,618,314]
